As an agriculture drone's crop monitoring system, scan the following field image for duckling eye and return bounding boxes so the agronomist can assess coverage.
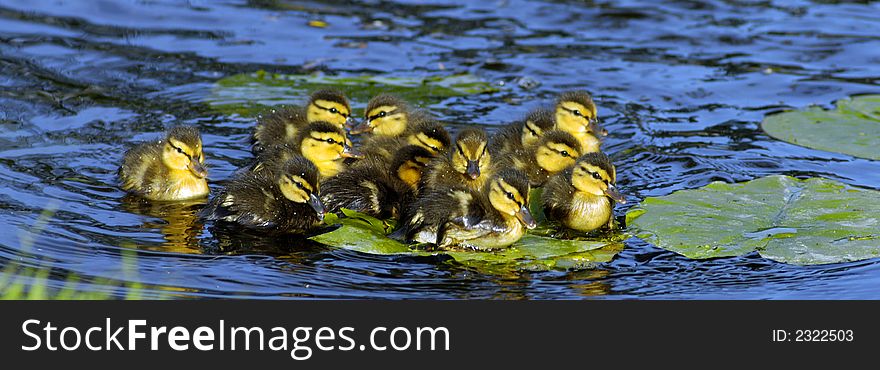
[573,110,582,117]
[591,172,601,180]
[295,182,305,190]
[560,150,570,157]
[506,192,515,200]
[326,138,336,144]
[172,146,184,155]
[378,111,387,117]
[329,107,338,114]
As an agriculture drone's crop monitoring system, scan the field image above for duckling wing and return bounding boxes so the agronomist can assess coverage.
[119,141,166,195]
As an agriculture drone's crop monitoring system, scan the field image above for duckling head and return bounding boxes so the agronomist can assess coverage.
[297,121,362,177]
[554,90,607,141]
[405,116,451,155]
[534,130,582,174]
[570,152,626,203]
[305,89,352,129]
[276,156,326,220]
[392,145,434,188]
[521,108,556,147]
[486,169,537,229]
[351,94,409,136]
[161,126,208,178]
[451,128,490,180]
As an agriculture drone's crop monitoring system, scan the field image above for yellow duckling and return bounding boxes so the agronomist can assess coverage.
[119,126,209,201]
[554,90,607,153]
[350,93,420,137]
[359,115,451,162]
[488,107,556,155]
[419,128,492,192]
[254,121,361,178]
[541,152,626,232]
[201,156,326,234]
[252,89,352,153]
[321,145,434,219]
[394,168,537,250]
[495,130,582,187]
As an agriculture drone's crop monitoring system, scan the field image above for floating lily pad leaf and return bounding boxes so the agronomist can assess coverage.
[310,211,409,255]
[762,95,880,160]
[209,72,498,116]
[626,175,880,265]
[310,209,622,272]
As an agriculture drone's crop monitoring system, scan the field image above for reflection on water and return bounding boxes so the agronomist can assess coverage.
[121,196,206,254]
[0,0,879,299]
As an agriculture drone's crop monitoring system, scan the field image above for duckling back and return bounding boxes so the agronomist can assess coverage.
[253,106,307,154]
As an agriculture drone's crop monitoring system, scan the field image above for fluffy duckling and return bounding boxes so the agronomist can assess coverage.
[201,156,325,234]
[321,145,434,219]
[488,108,556,155]
[254,121,360,178]
[554,90,607,153]
[252,89,352,153]
[394,168,537,250]
[350,94,420,137]
[495,130,582,187]
[541,152,626,233]
[419,128,492,192]
[119,126,209,201]
[359,115,451,162]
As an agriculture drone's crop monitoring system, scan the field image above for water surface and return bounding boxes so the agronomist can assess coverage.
[2,0,880,299]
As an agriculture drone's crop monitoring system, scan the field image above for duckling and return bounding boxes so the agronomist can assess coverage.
[495,130,582,187]
[321,145,434,218]
[119,126,209,201]
[419,128,492,192]
[253,121,360,178]
[488,108,556,155]
[554,90,607,153]
[394,168,537,250]
[359,115,451,162]
[541,152,626,233]
[350,93,420,137]
[201,156,325,234]
[252,89,352,153]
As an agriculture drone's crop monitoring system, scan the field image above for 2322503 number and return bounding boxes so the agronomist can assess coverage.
[796,329,853,342]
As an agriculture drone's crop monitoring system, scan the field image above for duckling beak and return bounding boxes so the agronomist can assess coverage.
[349,119,373,135]
[604,184,626,203]
[188,160,208,178]
[466,160,480,179]
[589,118,608,137]
[308,193,327,221]
[341,144,363,159]
[515,205,537,229]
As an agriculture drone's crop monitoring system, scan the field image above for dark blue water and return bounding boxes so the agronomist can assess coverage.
[1,0,879,299]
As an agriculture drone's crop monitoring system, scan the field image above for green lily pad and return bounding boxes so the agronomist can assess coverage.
[762,95,880,160]
[626,175,880,265]
[310,209,622,272]
[209,72,498,116]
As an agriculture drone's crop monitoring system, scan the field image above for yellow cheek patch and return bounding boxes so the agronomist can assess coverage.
[366,105,397,119]
[546,142,578,156]
[290,175,313,193]
[279,179,309,202]
[410,133,443,152]
[581,164,610,182]
[560,102,596,119]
